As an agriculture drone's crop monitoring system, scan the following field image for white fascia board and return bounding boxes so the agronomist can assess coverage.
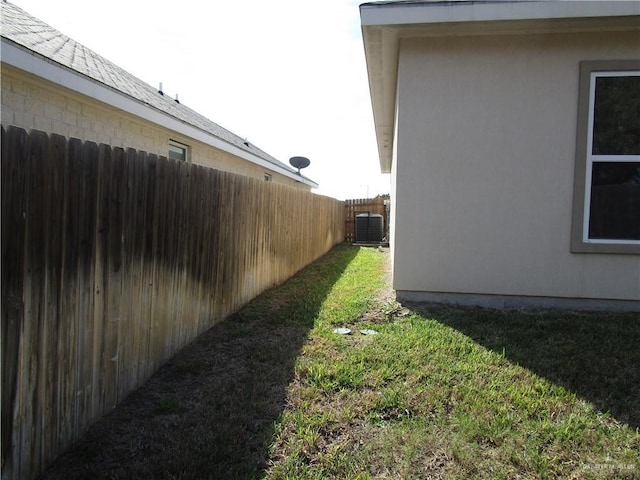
[1,39,318,188]
[361,1,640,27]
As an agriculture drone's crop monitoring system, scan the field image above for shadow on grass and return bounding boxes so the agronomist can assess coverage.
[408,304,640,429]
[41,244,360,480]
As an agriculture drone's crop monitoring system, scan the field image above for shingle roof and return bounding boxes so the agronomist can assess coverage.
[1,1,307,179]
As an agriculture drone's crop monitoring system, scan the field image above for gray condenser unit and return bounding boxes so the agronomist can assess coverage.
[355,213,384,243]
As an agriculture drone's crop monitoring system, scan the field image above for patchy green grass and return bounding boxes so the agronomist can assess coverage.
[264,247,639,480]
[41,245,640,480]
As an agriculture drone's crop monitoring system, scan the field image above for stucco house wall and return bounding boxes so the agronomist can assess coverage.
[361,1,640,310]
[393,30,639,307]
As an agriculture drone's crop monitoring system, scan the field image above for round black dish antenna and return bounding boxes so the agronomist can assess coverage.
[289,156,310,174]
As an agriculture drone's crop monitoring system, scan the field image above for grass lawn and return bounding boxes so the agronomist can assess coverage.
[42,245,640,480]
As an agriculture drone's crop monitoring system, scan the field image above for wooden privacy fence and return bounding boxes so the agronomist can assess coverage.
[1,126,345,480]
[344,197,389,243]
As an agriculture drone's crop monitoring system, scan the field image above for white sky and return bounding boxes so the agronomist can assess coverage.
[10,0,390,200]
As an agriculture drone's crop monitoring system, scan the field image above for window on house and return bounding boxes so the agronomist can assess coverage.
[264,173,272,182]
[571,61,640,254]
[169,140,188,161]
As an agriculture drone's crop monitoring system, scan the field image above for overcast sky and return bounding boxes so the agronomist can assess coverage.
[10,0,390,200]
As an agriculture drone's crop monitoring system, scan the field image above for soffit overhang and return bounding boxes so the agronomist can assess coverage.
[360,1,640,173]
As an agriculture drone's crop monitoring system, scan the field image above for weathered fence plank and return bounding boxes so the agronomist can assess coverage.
[61,137,83,457]
[1,128,345,480]
[24,129,47,477]
[2,126,28,480]
[43,132,66,469]
[104,146,125,415]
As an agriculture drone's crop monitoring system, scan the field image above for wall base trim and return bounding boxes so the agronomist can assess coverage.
[396,290,640,313]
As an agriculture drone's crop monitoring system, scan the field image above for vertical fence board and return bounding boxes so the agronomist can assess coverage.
[77,141,99,434]
[51,135,72,463]
[180,166,193,329]
[163,156,178,360]
[90,144,109,422]
[148,154,165,372]
[104,146,125,413]
[211,170,225,323]
[43,132,66,468]
[118,148,138,401]
[198,168,216,326]
[62,138,82,453]
[143,153,157,378]
[2,126,28,480]
[24,130,49,477]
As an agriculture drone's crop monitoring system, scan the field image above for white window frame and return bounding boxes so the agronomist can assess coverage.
[571,60,640,254]
[264,173,272,182]
[169,139,189,162]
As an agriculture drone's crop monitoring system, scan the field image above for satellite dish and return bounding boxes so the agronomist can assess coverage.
[289,156,310,174]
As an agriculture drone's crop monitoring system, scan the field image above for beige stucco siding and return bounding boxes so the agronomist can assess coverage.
[1,65,309,190]
[393,30,640,301]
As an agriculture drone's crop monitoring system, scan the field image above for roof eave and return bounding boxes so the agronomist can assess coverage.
[360,0,640,174]
[1,37,318,188]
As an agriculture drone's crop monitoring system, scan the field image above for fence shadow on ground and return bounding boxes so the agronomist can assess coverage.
[40,245,360,480]
[409,304,640,429]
